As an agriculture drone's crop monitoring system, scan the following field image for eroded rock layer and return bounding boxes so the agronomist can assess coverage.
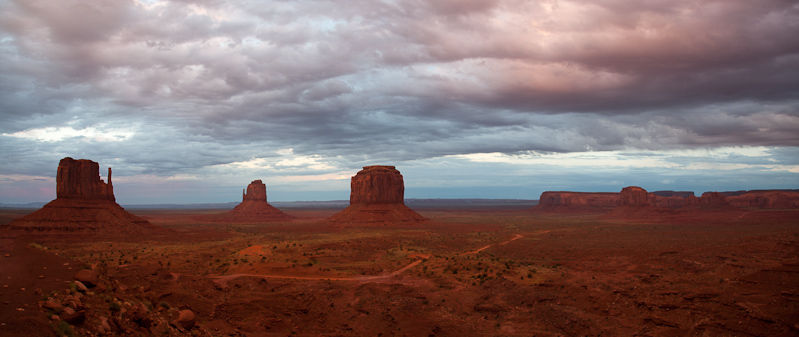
[532,192,620,212]
[725,190,799,209]
[3,158,165,234]
[325,166,426,227]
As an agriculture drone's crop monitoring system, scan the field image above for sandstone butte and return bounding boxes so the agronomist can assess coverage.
[324,166,426,227]
[199,180,294,222]
[2,157,167,234]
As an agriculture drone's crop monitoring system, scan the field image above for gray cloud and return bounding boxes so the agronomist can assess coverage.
[0,0,797,194]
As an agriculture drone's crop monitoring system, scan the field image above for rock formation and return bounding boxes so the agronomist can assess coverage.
[619,186,649,206]
[325,166,426,227]
[697,192,736,209]
[532,191,619,212]
[199,180,294,222]
[2,157,166,234]
[647,194,688,208]
[651,191,695,198]
[724,190,799,209]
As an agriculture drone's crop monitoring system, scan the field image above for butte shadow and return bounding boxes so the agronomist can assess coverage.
[197,179,295,222]
[322,165,427,228]
[1,157,168,235]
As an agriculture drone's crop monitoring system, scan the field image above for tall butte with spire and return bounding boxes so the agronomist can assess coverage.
[201,180,294,222]
[2,157,165,234]
[324,166,426,227]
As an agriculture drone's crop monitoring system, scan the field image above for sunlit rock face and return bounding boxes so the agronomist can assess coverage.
[2,158,165,234]
[349,166,405,205]
[619,186,649,207]
[325,166,426,227]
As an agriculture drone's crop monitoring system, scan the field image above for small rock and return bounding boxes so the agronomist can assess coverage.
[42,299,62,311]
[50,315,60,321]
[172,309,195,331]
[74,281,88,292]
[73,269,98,287]
[62,307,75,315]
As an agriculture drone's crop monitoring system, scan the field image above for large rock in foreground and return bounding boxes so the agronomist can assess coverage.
[200,180,294,222]
[2,158,166,234]
[325,166,426,227]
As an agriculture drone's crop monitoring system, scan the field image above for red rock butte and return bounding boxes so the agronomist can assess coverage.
[325,166,426,227]
[200,180,294,222]
[532,191,620,213]
[2,157,166,234]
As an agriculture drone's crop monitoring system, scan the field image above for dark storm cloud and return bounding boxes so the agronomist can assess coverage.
[0,0,798,180]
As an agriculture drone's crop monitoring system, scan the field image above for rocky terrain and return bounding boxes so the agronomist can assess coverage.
[324,166,427,227]
[197,180,294,222]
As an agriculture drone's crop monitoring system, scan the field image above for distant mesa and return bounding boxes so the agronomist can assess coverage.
[619,186,649,207]
[724,190,799,209]
[199,180,294,222]
[2,157,166,234]
[531,191,619,213]
[324,166,427,227]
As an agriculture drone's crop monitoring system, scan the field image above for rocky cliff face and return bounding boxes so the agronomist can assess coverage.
[243,180,268,202]
[534,192,619,212]
[725,190,799,209]
[56,157,114,201]
[326,166,425,227]
[648,194,688,208]
[350,166,405,205]
[698,192,735,209]
[619,186,649,206]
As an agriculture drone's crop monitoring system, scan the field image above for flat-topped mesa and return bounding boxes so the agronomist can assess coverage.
[533,191,619,213]
[56,157,114,201]
[243,179,267,202]
[350,165,405,205]
[619,186,649,206]
[325,166,426,227]
[723,190,799,209]
[651,191,695,198]
[699,192,734,208]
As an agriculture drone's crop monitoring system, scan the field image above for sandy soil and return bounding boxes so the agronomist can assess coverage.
[0,206,797,336]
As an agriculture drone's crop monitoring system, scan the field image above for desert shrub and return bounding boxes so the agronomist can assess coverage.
[159,301,171,309]
[55,321,74,337]
[109,301,122,312]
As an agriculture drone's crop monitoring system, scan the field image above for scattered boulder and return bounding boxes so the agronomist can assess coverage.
[74,269,98,288]
[172,309,195,331]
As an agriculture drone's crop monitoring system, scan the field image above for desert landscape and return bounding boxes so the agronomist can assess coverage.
[1,159,797,337]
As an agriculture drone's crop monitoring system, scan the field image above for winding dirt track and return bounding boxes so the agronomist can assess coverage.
[179,232,535,284]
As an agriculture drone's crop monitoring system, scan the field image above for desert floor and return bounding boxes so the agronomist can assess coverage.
[1,205,798,336]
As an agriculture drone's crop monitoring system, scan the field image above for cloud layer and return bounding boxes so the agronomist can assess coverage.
[1,0,798,203]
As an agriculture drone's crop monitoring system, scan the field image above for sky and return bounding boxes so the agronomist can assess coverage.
[1,0,798,205]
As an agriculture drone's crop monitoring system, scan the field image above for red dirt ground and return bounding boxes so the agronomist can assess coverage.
[0,206,797,336]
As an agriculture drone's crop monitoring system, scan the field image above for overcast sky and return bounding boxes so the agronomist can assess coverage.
[1,0,798,204]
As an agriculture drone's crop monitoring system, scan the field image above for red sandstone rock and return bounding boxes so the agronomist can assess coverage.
[350,166,405,204]
[698,192,736,209]
[725,190,799,209]
[56,157,114,201]
[619,186,649,206]
[73,269,98,287]
[243,179,267,202]
[648,194,688,208]
[1,158,167,234]
[199,180,294,222]
[325,166,426,227]
[533,191,620,212]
